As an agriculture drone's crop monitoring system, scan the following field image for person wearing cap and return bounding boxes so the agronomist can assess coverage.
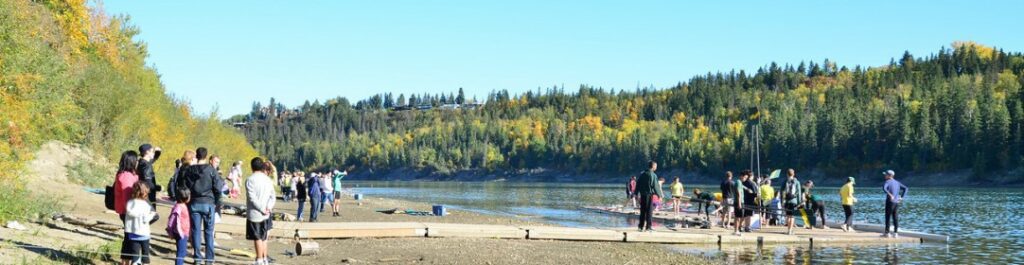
[137,144,162,206]
[882,170,908,238]
[840,176,857,232]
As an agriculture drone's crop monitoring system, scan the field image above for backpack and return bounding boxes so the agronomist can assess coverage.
[165,207,180,239]
[167,169,180,201]
[104,185,115,210]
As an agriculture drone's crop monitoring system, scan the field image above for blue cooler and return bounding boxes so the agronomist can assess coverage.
[354,194,363,200]
[432,205,447,216]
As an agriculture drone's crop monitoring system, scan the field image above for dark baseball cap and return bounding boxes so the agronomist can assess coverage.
[139,144,153,154]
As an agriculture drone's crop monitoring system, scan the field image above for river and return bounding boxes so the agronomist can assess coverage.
[347,181,1023,264]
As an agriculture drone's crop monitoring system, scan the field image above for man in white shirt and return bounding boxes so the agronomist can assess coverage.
[245,157,276,265]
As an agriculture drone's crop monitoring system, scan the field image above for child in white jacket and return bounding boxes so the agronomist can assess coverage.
[124,182,158,265]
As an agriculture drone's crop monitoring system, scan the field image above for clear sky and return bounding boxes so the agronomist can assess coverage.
[100,0,1023,116]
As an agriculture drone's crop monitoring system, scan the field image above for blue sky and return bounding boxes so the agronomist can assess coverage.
[101,0,1023,116]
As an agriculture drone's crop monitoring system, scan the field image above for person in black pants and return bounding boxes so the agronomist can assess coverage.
[691,189,715,220]
[881,170,908,238]
[137,144,162,207]
[635,161,664,232]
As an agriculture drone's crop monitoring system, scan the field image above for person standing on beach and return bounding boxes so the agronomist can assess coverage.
[113,150,140,265]
[635,161,663,232]
[294,172,308,222]
[226,161,243,199]
[332,169,346,217]
[124,182,158,265]
[136,144,161,207]
[882,170,908,238]
[781,169,802,235]
[320,172,333,214]
[719,171,735,228]
[840,177,857,232]
[245,157,276,265]
[307,172,323,222]
[180,147,222,264]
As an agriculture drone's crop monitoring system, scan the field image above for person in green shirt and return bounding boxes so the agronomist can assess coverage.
[670,177,684,215]
[733,171,754,236]
[635,161,664,232]
[803,180,828,229]
[331,169,347,217]
[839,177,857,232]
[691,189,716,220]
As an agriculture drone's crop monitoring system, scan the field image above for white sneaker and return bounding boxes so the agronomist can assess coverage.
[880,233,889,238]
[892,233,899,238]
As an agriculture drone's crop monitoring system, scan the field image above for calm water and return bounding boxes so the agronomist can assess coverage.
[348,181,1023,264]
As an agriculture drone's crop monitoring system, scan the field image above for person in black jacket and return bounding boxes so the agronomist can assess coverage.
[719,171,735,228]
[179,147,222,264]
[635,161,664,232]
[137,144,162,206]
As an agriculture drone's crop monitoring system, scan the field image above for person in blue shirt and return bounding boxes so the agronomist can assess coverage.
[881,170,908,238]
[306,173,323,222]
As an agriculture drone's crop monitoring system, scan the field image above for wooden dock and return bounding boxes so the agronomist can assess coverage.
[212,212,940,246]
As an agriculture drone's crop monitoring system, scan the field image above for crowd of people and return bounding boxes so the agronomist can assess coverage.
[109,143,349,265]
[625,162,910,238]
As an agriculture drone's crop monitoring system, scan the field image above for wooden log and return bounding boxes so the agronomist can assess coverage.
[295,241,320,256]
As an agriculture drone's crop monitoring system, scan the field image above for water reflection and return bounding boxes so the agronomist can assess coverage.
[669,243,926,265]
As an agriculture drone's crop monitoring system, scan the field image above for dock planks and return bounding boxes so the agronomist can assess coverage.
[213,212,938,246]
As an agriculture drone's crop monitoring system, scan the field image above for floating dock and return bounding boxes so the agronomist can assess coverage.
[212,210,944,246]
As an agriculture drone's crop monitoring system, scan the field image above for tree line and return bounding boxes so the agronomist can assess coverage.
[0,0,258,193]
[239,42,1024,182]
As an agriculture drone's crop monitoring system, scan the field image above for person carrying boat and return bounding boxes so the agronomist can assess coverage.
[882,170,908,238]
[691,189,716,221]
[803,180,827,229]
[840,176,857,232]
[781,169,803,235]
[635,161,664,232]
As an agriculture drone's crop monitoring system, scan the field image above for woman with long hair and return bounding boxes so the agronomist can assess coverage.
[113,150,140,265]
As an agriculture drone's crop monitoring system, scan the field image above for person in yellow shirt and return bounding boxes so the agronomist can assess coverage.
[759,179,775,226]
[670,177,684,215]
[839,177,857,232]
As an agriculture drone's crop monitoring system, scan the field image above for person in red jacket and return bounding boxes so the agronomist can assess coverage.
[112,150,140,264]
[114,150,141,217]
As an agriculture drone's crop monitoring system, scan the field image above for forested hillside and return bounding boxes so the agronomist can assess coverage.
[241,44,1024,183]
[0,0,258,220]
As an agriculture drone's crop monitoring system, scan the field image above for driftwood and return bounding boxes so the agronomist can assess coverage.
[295,241,320,256]
[52,213,121,232]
